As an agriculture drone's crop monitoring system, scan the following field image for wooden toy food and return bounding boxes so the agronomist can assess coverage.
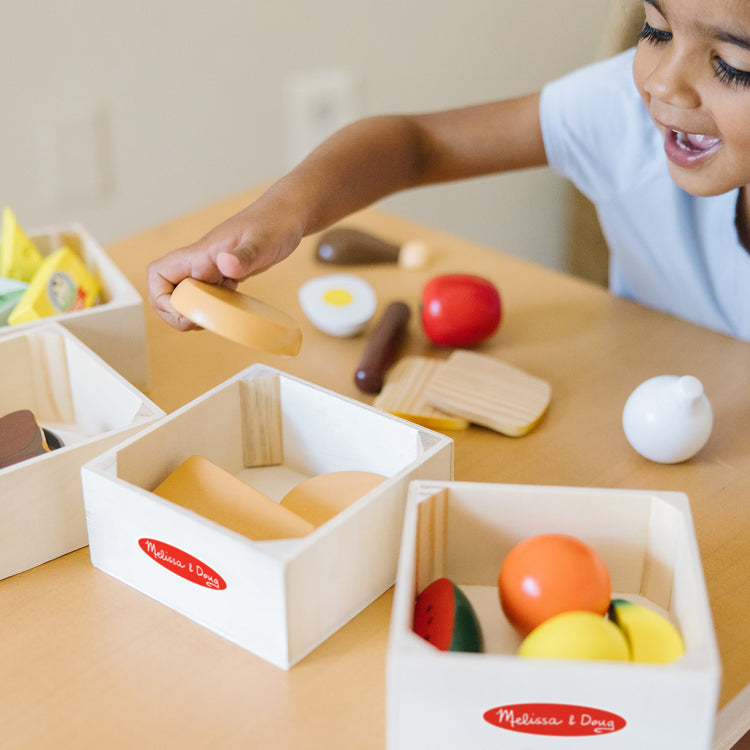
[413,578,483,653]
[298,273,377,337]
[421,273,501,347]
[622,374,713,463]
[354,301,410,393]
[170,278,302,355]
[0,207,42,282]
[8,247,100,325]
[0,409,55,469]
[518,611,629,661]
[498,533,611,637]
[0,278,28,326]
[280,470,386,526]
[373,356,470,431]
[608,599,685,663]
[315,226,431,270]
[423,350,551,436]
[153,455,314,540]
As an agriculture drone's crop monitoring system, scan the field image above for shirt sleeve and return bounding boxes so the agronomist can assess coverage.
[539,48,657,203]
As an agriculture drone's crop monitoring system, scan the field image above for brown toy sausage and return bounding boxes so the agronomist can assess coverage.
[354,301,411,394]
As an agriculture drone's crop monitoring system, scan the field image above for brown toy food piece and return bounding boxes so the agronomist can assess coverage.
[0,409,52,469]
[354,301,411,394]
[315,227,431,270]
[316,227,400,265]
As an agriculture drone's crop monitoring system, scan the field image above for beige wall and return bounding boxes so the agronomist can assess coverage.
[1,1,618,271]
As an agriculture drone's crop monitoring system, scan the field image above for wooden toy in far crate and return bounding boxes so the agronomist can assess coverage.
[0,409,63,469]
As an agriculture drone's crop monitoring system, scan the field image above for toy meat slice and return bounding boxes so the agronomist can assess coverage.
[423,350,551,436]
[0,409,52,469]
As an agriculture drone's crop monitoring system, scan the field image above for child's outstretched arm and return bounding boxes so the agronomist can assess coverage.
[148,92,545,330]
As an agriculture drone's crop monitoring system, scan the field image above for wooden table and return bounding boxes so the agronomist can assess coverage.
[3,189,750,749]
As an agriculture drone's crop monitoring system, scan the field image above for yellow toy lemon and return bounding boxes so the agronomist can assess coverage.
[519,611,629,661]
[608,599,685,664]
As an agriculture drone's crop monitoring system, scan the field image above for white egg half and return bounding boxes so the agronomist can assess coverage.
[298,273,377,337]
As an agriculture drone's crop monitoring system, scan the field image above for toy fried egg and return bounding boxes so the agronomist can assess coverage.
[298,273,377,337]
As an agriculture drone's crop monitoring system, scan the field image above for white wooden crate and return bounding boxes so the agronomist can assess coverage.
[81,364,453,669]
[1,222,150,390]
[388,481,720,750]
[0,323,164,579]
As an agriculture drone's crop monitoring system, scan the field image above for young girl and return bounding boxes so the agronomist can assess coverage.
[148,0,750,341]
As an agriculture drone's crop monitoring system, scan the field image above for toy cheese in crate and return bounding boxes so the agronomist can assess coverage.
[0,323,163,580]
[0,209,150,390]
[387,481,720,750]
[81,364,453,669]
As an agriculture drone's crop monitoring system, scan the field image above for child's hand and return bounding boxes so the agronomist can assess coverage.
[147,205,301,330]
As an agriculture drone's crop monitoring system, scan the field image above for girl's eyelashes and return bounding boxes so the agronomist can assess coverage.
[638,21,672,45]
[637,20,750,90]
[714,58,750,89]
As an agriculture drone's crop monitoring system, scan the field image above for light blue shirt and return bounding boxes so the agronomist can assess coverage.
[540,48,750,340]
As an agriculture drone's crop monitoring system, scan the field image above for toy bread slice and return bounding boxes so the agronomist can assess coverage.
[373,355,469,431]
[170,278,302,355]
[152,455,315,540]
[423,350,551,436]
[280,470,386,526]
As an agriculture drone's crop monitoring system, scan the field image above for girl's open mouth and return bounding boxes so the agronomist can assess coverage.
[664,128,722,167]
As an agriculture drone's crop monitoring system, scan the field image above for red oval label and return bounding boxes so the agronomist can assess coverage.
[138,538,227,590]
[483,703,626,737]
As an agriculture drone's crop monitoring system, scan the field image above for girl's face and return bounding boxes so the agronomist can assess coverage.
[632,0,750,197]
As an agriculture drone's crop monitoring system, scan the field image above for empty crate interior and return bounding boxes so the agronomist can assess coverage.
[409,483,708,658]
[0,327,153,448]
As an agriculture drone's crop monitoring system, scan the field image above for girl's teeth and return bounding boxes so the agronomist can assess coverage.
[675,130,721,152]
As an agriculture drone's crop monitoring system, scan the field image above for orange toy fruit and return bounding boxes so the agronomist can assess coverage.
[498,533,611,637]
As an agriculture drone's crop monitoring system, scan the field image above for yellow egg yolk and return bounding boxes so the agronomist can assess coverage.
[323,288,353,306]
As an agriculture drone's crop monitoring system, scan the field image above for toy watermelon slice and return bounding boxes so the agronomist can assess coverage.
[413,577,483,653]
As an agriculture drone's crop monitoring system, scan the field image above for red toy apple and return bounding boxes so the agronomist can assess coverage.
[420,273,501,347]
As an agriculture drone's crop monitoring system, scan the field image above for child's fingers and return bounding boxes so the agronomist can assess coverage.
[147,251,204,331]
[215,245,260,279]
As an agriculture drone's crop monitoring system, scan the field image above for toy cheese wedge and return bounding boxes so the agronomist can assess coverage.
[153,455,315,540]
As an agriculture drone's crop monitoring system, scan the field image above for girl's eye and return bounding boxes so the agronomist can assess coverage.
[638,21,672,45]
[715,58,750,89]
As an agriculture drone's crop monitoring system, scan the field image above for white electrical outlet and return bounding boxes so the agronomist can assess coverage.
[283,68,359,170]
